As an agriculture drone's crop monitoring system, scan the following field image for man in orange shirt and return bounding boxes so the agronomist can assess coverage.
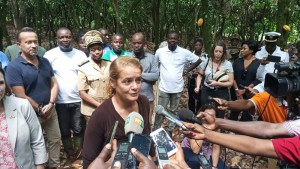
[214,92,289,168]
[215,91,287,123]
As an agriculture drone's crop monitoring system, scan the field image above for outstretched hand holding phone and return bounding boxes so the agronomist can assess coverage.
[88,139,118,169]
[212,97,229,110]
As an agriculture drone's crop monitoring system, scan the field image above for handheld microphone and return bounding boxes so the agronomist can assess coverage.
[125,112,151,157]
[154,105,188,130]
[179,108,202,125]
[124,112,144,142]
[123,112,144,169]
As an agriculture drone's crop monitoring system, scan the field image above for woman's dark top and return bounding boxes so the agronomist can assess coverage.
[233,57,261,88]
[82,95,152,169]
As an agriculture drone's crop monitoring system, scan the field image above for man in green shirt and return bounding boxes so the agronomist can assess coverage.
[102,33,130,61]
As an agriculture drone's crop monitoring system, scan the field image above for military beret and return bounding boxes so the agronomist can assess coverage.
[83,30,103,48]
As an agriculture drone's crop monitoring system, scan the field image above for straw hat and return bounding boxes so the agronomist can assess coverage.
[213,71,229,82]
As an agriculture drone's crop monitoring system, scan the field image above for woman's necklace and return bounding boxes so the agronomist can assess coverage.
[211,59,221,79]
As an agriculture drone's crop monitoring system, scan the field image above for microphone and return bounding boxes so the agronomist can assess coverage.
[124,112,144,142]
[124,112,144,169]
[179,108,202,125]
[154,105,188,130]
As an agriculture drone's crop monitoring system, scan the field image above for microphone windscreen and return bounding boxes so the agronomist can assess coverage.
[124,112,144,136]
[154,105,164,115]
[179,108,194,121]
[154,105,178,121]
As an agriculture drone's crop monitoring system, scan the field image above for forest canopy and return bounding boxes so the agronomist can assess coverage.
[1,0,300,51]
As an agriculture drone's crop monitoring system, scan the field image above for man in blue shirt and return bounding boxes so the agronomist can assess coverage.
[5,27,61,168]
[130,32,159,126]
[98,28,112,54]
[0,51,10,69]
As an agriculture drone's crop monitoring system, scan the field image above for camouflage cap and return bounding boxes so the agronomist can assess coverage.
[230,34,240,41]
[83,30,103,48]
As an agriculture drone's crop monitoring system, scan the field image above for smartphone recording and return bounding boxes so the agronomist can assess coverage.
[267,55,281,62]
[150,128,178,157]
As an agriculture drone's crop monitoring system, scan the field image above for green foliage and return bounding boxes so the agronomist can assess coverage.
[2,0,300,50]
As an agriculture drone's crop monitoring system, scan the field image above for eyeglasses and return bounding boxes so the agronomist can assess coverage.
[241,69,248,80]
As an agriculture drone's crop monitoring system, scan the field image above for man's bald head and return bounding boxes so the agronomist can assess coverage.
[56,27,72,50]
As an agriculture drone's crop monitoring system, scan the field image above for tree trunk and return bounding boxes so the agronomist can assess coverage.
[111,0,122,34]
[10,0,26,30]
[0,0,8,50]
[152,0,161,50]
[35,0,43,45]
[0,25,3,51]
[200,0,213,53]
[276,0,291,48]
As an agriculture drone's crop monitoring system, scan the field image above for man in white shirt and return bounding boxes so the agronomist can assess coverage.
[153,31,201,132]
[44,27,88,165]
[255,32,289,82]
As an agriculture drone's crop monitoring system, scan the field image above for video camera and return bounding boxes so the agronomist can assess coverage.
[264,61,300,120]
[264,61,300,98]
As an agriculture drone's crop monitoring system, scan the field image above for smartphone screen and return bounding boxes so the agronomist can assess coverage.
[199,155,209,165]
[119,143,130,152]
[150,128,178,156]
[156,146,169,169]
[113,142,131,169]
[157,147,168,160]
[267,55,281,62]
[131,134,152,156]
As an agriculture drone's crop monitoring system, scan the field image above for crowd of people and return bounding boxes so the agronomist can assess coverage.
[0,26,299,169]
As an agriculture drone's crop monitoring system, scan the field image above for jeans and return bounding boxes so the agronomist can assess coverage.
[56,102,83,138]
[153,90,182,131]
[39,108,61,167]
